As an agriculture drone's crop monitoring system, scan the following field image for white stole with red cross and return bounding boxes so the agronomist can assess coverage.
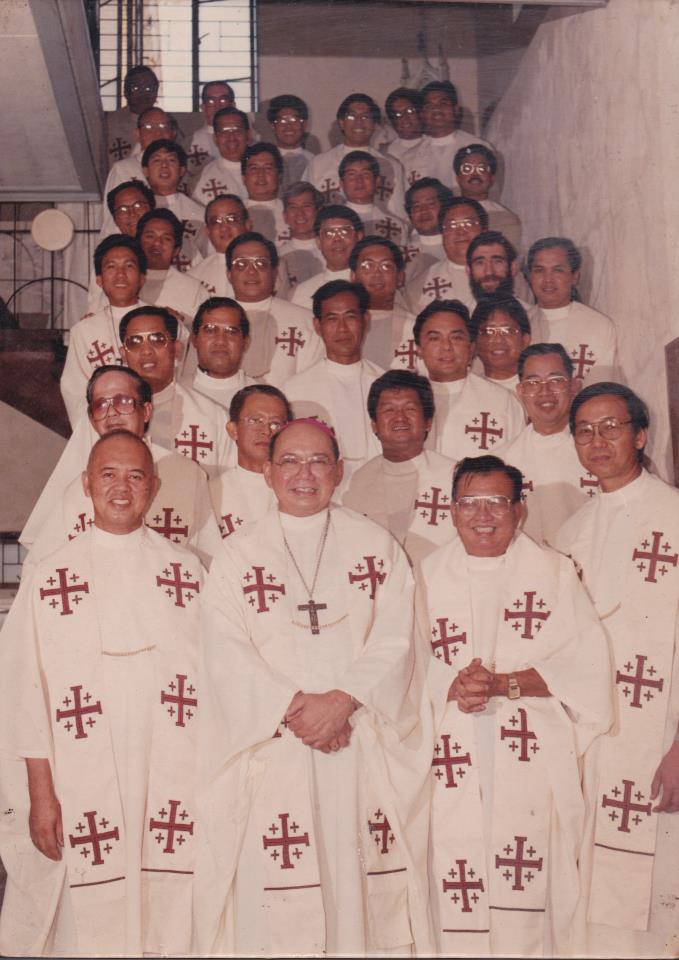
[418,533,611,956]
[558,472,679,930]
[28,528,201,955]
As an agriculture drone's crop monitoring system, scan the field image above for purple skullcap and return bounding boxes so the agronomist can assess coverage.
[273,416,337,441]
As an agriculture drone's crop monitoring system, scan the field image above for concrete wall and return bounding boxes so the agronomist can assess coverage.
[257,1,481,150]
[485,0,679,480]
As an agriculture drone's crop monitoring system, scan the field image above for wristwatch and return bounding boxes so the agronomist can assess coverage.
[507,675,521,700]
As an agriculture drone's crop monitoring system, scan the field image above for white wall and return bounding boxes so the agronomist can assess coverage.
[257,1,481,150]
[485,0,679,480]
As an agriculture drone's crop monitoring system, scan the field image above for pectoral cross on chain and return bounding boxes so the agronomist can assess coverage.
[297,598,328,635]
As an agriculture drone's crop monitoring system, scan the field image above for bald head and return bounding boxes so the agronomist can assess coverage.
[83,431,157,535]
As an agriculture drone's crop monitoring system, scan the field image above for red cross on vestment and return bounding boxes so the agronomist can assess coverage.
[187,144,209,168]
[39,567,89,616]
[503,590,550,639]
[275,325,305,357]
[108,137,131,161]
[368,808,395,854]
[464,411,503,450]
[173,251,193,273]
[200,178,227,200]
[414,486,450,526]
[149,508,189,543]
[500,707,539,762]
[407,170,422,186]
[579,472,600,497]
[601,779,653,833]
[632,531,678,583]
[495,835,543,891]
[174,424,213,461]
[348,555,386,600]
[422,276,453,300]
[156,563,199,607]
[69,810,120,866]
[219,513,243,538]
[394,339,418,370]
[520,479,534,501]
[430,617,467,664]
[570,343,596,379]
[262,812,310,869]
[149,799,194,853]
[375,175,394,202]
[319,178,339,203]
[432,734,472,788]
[442,859,485,912]
[67,512,94,541]
[86,339,117,368]
[376,217,401,241]
[56,685,102,740]
[242,565,286,612]
[160,673,197,727]
[615,654,664,708]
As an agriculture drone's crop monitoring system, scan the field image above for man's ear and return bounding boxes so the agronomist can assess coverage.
[82,471,91,498]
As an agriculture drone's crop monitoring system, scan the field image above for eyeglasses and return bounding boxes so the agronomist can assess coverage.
[319,226,355,239]
[273,454,337,472]
[392,107,418,119]
[574,417,633,445]
[240,416,285,432]
[214,125,245,136]
[113,200,150,216]
[519,376,570,396]
[207,214,244,227]
[478,326,522,339]
[344,112,373,122]
[273,116,303,125]
[459,162,491,175]
[205,95,232,106]
[90,394,141,420]
[454,495,514,518]
[200,323,243,338]
[230,256,271,272]
[129,83,156,94]
[442,219,480,233]
[123,331,171,350]
[357,259,397,274]
[139,122,171,133]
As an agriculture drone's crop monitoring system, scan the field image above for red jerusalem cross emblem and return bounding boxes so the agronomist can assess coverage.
[275,325,305,357]
[394,339,418,370]
[348,556,386,600]
[262,812,310,869]
[500,707,539,762]
[200,177,227,200]
[148,509,188,543]
[56,685,102,740]
[86,339,117,367]
[414,486,450,526]
[465,411,503,450]
[432,734,472,788]
[69,811,119,866]
[431,618,467,664]
[615,654,664,708]
[160,674,197,727]
[368,809,395,854]
[175,425,214,461]
[156,563,200,607]
[601,779,652,833]
[422,276,452,300]
[570,343,596,380]
[39,568,89,616]
[579,472,600,497]
[495,836,543,891]
[632,531,678,583]
[67,513,93,541]
[219,513,243,538]
[243,566,286,612]
[442,859,485,912]
[149,799,194,853]
[504,591,550,639]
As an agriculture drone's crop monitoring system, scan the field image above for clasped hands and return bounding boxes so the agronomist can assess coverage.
[284,689,356,753]
[448,657,498,713]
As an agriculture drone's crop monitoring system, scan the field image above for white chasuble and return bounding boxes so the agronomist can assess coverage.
[417,533,612,956]
[277,237,325,297]
[234,295,322,387]
[406,257,475,314]
[303,144,407,219]
[149,380,234,477]
[195,506,434,956]
[290,266,352,312]
[345,201,408,248]
[0,527,202,957]
[556,470,679,948]
[528,300,619,385]
[188,251,235,298]
[403,232,446,286]
[192,156,247,205]
[363,299,416,372]
[401,131,494,193]
[502,424,601,548]
[208,464,276,539]
[191,367,256,412]
[343,449,457,564]
[427,372,525,462]
[246,197,288,245]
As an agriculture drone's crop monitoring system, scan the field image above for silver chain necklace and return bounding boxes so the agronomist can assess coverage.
[282,510,331,635]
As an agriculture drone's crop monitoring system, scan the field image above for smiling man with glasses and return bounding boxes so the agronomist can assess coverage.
[453,143,522,252]
[196,415,432,955]
[419,452,611,956]
[190,296,256,409]
[556,381,679,956]
[291,204,365,312]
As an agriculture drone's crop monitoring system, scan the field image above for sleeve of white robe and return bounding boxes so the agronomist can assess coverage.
[60,321,92,427]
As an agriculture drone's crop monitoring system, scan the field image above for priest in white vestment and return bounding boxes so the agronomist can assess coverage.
[276,182,325,296]
[291,204,365,311]
[102,107,176,199]
[194,418,434,955]
[503,343,598,547]
[0,432,202,957]
[141,140,206,270]
[381,87,425,163]
[227,231,323,386]
[453,143,522,252]
[339,151,409,248]
[105,65,158,166]
[526,238,619,385]
[209,384,291,538]
[266,94,315,191]
[186,81,256,186]
[241,143,289,244]
[414,299,524,461]
[283,280,383,489]
[92,180,155,266]
[402,177,451,286]
[419,454,612,956]
[190,296,257,409]
[555,383,679,958]
[188,194,251,297]
[343,370,456,564]
[192,107,249,206]
[471,295,531,392]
